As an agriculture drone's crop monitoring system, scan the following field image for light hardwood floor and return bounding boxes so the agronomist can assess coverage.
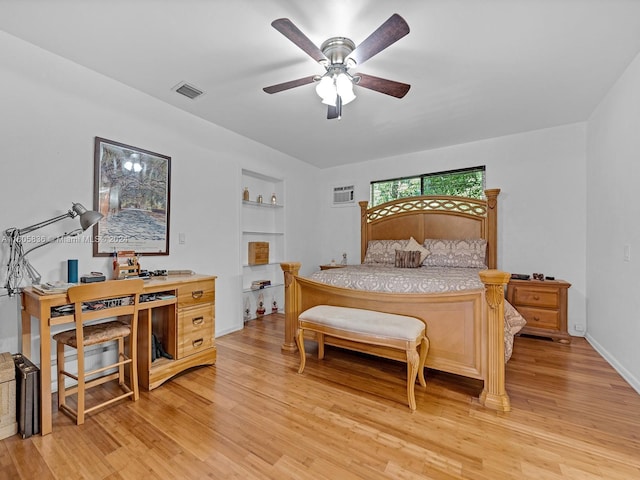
[2,313,639,479]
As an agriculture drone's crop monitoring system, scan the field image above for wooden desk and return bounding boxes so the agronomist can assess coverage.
[20,274,216,435]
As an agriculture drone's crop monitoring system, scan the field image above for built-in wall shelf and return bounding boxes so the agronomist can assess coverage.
[241,169,285,322]
[242,200,283,208]
[242,283,285,294]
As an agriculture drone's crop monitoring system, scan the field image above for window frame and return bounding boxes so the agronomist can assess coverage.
[370,166,486,206]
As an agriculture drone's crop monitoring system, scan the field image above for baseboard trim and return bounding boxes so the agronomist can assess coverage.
[585,333,640,395]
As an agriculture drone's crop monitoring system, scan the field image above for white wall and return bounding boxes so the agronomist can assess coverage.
[317,124,588,335]
[0,32,320,362]
[586,51,640,392]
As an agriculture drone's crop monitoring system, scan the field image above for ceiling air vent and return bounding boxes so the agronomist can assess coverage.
[174,82,205,100]
[332,185,355,207]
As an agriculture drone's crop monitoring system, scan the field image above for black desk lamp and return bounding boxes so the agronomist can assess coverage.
[4,203,103,296]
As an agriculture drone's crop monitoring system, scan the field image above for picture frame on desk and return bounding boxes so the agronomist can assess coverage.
[92,137,171,256]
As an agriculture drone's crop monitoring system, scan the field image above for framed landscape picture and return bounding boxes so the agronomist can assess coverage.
[93,137,171,256]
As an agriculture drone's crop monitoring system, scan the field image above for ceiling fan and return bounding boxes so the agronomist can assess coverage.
[263,13,411,120]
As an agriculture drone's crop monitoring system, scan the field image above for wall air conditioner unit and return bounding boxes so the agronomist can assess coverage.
[332,185,355,207]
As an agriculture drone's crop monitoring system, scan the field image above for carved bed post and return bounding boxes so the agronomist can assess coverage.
[359,201,369,264]
[484,189,500,270]
[280,262,301,353]
[478,269,511,412]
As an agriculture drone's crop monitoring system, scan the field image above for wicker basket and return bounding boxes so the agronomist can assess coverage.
[0,352,17,440]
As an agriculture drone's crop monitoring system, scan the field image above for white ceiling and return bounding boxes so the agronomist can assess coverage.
[2,0,640,169]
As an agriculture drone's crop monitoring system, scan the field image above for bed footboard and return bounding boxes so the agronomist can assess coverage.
[280,262,511,411]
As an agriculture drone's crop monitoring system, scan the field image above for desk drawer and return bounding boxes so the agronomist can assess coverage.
[177,280,215,307]
[178,304,214,358]
[511,286,559,309]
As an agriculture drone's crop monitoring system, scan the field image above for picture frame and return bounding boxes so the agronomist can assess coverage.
[93,137,171,256]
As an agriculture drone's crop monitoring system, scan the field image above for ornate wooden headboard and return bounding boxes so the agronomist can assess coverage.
[359,189,500,269]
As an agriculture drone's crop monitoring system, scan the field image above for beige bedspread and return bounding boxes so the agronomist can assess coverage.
[309,265,526,361]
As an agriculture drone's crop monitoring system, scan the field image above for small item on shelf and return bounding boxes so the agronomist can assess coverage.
[251,279,271,290]
[257,194,263,204]
[271,193,277,204]
[243,297,251,323]
[532,272,545,281]
[256,293,265,318]
[248,242,269,265]
[330,259,336,265]
[243,187,250,201]
[272,298,278,314]
[341,252,348,265]
[510,273,530,280]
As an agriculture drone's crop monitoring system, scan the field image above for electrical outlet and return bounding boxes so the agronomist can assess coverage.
[179,233,186,245]
[624,244,631,262]
[575,324,585,332]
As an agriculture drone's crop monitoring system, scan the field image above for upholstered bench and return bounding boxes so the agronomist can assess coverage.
[296,305,430,410]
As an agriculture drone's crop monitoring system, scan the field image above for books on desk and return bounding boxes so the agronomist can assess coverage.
[32,282,76,295]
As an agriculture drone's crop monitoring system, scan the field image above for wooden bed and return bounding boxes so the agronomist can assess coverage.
[280,189,513,411]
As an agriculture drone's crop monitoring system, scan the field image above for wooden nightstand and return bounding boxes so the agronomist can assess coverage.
[506,278,571,344]
[319,264,347,270]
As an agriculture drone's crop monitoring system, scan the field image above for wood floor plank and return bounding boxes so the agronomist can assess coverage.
[2,313,640,479]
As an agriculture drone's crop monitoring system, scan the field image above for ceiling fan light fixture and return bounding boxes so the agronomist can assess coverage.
[336,73,356,105]
[315,72,355,107]
[316,75,337,105]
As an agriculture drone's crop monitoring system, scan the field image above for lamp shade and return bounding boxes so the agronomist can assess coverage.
[72,203,104,230]
[335,73,356,105]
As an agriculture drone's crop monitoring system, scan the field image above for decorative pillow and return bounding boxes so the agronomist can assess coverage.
[402,237,430,264]
[394,250,422,268]
[422,238,487,268]
[363,239,409,264]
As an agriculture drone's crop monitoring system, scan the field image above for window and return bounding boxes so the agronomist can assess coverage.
[371,166,485,206]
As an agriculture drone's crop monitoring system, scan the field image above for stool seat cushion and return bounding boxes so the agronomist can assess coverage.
[53,321,131,348]
[299,305,424,341]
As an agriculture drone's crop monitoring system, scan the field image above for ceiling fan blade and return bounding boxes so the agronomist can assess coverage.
[348,14,410,66]
[263,75,317,94]
[356,73,411,98]
[271,18,328,64]
[327,96,343,120]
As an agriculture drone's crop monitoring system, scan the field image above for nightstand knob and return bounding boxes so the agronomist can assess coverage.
[533,295,540,300]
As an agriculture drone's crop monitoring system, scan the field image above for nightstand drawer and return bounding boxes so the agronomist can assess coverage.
[517,306,559,330]
[511,286,559,309]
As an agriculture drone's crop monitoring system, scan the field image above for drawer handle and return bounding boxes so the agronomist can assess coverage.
[192,338,204,348]
[533,295,540,300]
[192,316,204,326]
[533,316,540,321]
[191,290,204,299]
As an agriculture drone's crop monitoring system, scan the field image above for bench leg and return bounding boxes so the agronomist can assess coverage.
[418,336,429,388]
[317,332,325,360]
[296,328,306,374]
[406,348,420,411]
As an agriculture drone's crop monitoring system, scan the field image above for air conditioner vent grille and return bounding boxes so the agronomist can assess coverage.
[333,185,355,206]
[174,82,205,100]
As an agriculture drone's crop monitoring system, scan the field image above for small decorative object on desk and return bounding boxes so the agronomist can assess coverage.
[341,252,347,265]
[257,194,263,204]
[271,193,277,205]
[272,298,278,314]
[243,187,250,201]
[256,292,265,318]
[532,272,545,281]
